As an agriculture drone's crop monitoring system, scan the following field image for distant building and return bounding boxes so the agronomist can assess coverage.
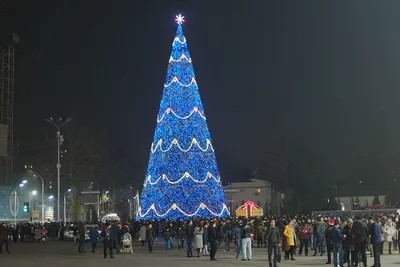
[335,195,387,211]
[223,179,282,216]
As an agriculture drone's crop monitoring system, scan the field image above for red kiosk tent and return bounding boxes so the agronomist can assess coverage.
[236,200,263,218]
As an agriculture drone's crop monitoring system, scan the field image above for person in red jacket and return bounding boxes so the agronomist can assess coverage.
[298,220,313,256]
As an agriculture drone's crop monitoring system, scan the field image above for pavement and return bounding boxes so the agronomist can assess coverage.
[1,240,399,267]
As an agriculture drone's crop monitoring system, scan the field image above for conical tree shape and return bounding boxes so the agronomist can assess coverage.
[137,18,229,221]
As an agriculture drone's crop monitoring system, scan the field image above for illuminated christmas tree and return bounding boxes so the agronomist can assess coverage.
[136,15,229,221]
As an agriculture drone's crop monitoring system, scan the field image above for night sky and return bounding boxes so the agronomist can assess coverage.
[1,0,400,189]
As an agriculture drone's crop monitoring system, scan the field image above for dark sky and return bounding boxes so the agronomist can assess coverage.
[2,0,400,186]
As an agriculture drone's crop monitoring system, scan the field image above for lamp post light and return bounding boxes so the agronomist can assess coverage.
[63,188,72,222]
[45,117,71,221]
[27,170,45,222]
[14,181,26,224]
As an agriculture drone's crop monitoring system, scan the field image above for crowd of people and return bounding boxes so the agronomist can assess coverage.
[135,213,399,267]
[0,213,399,267]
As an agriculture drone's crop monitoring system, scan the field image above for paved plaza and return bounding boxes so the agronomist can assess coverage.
[1,240,399,267]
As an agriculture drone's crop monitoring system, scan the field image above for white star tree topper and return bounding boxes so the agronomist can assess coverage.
[175,14,185,24]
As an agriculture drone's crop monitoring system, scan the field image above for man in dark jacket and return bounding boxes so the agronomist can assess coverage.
[78,222,85,253]
[331,220,345,267]
[352,216,369,267]
[369,217,381,267]
[0,223,10,254]
[186,220,194,257]
[325,220,334,264]
[223,220,232,251]
[101,222,114,259]
[267,219,281,267]
[233,221,242,258]
[110,222,120,254]
[208,220,218,261]
[241,219,253,261]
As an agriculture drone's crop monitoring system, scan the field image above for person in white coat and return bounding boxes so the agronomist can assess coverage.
[384,218,396,254]
[139,224,147,246]
[194,223,204,257]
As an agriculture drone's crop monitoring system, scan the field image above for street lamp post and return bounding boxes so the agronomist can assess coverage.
[28,170,45,222]
[45,117,71,221]
[14,180,27,224]
[63,188,71,222]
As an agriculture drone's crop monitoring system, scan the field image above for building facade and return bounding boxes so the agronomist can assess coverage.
[223,179,282,216]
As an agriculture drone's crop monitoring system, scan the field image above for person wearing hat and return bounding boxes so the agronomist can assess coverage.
[324,219,335,264]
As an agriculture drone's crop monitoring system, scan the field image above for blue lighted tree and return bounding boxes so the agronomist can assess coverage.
[136,15,229,221]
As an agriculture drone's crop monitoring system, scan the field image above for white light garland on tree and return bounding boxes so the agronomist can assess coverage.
[164,76,197,88]
[157,107,206,123]
[137,202,229,218]
[172,36,187,45]
[144,172,220,186]
[151,138,214,153]
[169,54,192,63]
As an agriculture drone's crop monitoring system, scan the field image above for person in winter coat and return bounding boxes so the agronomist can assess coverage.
[41,227,48,243]
[314,217,327,256]
[0,223,10,254]
[267,219,281,267]
[163,228,172,250]
[342,218,355,266]
[146,224,156,253]
[177,226,185,249]
[139,224,146,246]
[331,220,345,267]
[283,219,296,261]
[202,222,209,256]
[352,216,369,267]
[89,226,99,253]
[101,223,114,259]
[325,219,334,264]
[78,222,85,253]
[384,218,396,254]
[256,222,266,248]
[186,220,194,257]
[369,217,382,267]
[241,219,253,261]
[233,221,242,259]
[194,223,204,257]
[208,220,218,261]
[298,220,313,256]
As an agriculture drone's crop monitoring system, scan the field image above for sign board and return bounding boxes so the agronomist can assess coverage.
[32,210,40,219]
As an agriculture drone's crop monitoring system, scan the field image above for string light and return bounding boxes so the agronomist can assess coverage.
[137,16,229,221]
[169,54,192,63]
[157,107,206,123]
[144,172,220,186]
[164,76,197,88]
[151,138,214,153]
[172,36,186,45]
[138,203,229,218]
